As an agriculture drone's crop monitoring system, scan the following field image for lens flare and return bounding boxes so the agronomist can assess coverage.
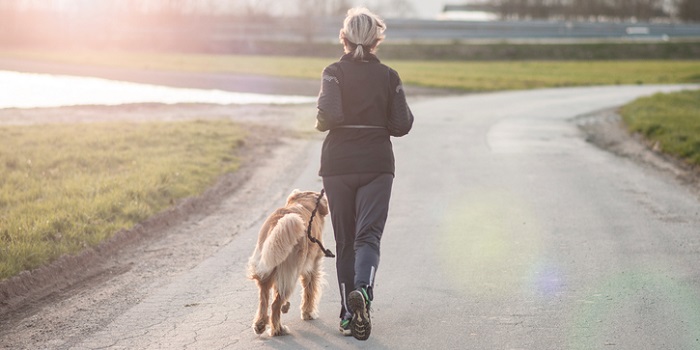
[437,188,543,298]
[528,258,566,299]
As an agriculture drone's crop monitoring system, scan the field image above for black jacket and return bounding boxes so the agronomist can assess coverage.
[316,53,414,176]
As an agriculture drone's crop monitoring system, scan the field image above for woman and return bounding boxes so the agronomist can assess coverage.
[315,7,414,341]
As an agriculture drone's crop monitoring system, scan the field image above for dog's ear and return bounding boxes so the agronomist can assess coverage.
[317,195,329,216]
[286,189,302,204]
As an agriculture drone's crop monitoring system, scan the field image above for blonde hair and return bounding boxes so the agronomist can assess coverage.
[339,7,386,60]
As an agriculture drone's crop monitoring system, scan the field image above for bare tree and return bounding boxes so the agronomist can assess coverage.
[329,0,353,16]
[294,0,326,42]
[677,0,700,21]
[491,0,670,21]
[376,0,415,18]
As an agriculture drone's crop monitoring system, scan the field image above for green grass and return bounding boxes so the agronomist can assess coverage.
[620,89,700,167]
[0,120,245,280]
[388,60,700,91]
[0,50,328,80]
[2,50,699,91]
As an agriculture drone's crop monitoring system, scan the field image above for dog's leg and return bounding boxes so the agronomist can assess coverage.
[281,300,290,314]
[252,279,271,335]
[269,292,290,336]
[300,259,322,320]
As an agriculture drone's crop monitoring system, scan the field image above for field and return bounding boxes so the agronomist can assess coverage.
[390,60,700,91]
[2,50,700,91]
[0,120,244,280]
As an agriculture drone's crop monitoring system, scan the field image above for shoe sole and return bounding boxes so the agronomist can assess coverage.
[348,290,371,340]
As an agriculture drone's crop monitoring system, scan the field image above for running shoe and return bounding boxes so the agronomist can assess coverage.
[347,287,372,340]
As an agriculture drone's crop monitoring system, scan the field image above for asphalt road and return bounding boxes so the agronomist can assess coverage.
[68,85,700,349]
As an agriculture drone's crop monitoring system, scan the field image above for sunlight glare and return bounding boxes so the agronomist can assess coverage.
[0,70,315,109]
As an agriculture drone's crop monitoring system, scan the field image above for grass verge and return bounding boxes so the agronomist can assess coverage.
[1,50,699,91]
[0,120,244,280]
[620,89,700,167]
[389,60,700,91]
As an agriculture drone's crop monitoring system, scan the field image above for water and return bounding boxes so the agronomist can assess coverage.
[0,70,316,109]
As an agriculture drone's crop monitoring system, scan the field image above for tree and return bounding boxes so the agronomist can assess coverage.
[678,0,700,22]
[295,0,326,42]
[377,0,415,18]
[327,0,353,16]
[490,0,670,21]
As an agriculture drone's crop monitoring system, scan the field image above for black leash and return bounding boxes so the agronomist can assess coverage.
[306,189,335,258]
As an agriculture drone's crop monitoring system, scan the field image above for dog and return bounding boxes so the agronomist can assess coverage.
[247,189,329,336]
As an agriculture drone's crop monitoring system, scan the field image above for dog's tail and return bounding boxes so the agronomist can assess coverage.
[254,213,306,279]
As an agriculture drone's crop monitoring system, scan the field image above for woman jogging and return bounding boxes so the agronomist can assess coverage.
[315,7,414,341]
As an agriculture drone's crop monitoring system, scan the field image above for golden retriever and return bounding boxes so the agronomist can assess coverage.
[247,189,329,336]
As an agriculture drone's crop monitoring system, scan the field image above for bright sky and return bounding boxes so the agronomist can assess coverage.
[22,0,453,19]
[404,0,445,18]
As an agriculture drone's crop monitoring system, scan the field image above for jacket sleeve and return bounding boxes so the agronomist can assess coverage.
[387,69,414,137]
[315,64,344,132]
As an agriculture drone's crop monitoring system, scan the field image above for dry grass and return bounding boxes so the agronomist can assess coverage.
[0,120,244,280]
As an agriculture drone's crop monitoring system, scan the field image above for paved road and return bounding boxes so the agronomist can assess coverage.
[72,85,699,349]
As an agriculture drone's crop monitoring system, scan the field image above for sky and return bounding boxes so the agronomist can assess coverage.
[17,0,463,20]
[403,0,445,18]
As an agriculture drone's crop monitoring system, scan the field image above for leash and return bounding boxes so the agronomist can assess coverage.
[306,189,335,258]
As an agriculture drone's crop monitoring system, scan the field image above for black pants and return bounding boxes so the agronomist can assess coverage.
[323,173,393,318]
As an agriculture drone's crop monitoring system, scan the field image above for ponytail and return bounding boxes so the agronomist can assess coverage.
[339,8,386,60]
[354,44,365,60]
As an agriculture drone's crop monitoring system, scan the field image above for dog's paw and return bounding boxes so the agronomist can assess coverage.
[269,324,290,336]
[281,301,290,314]
[253,321,267,335]
[253,316,268,335]
[301,311,319,320]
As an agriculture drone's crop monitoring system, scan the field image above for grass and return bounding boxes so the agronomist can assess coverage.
[388,60,700,91]
[0,50,328,80]
[377,41,700,61]
[1,49,699,91]
[620,89,700,167]
[0,120,245,280]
